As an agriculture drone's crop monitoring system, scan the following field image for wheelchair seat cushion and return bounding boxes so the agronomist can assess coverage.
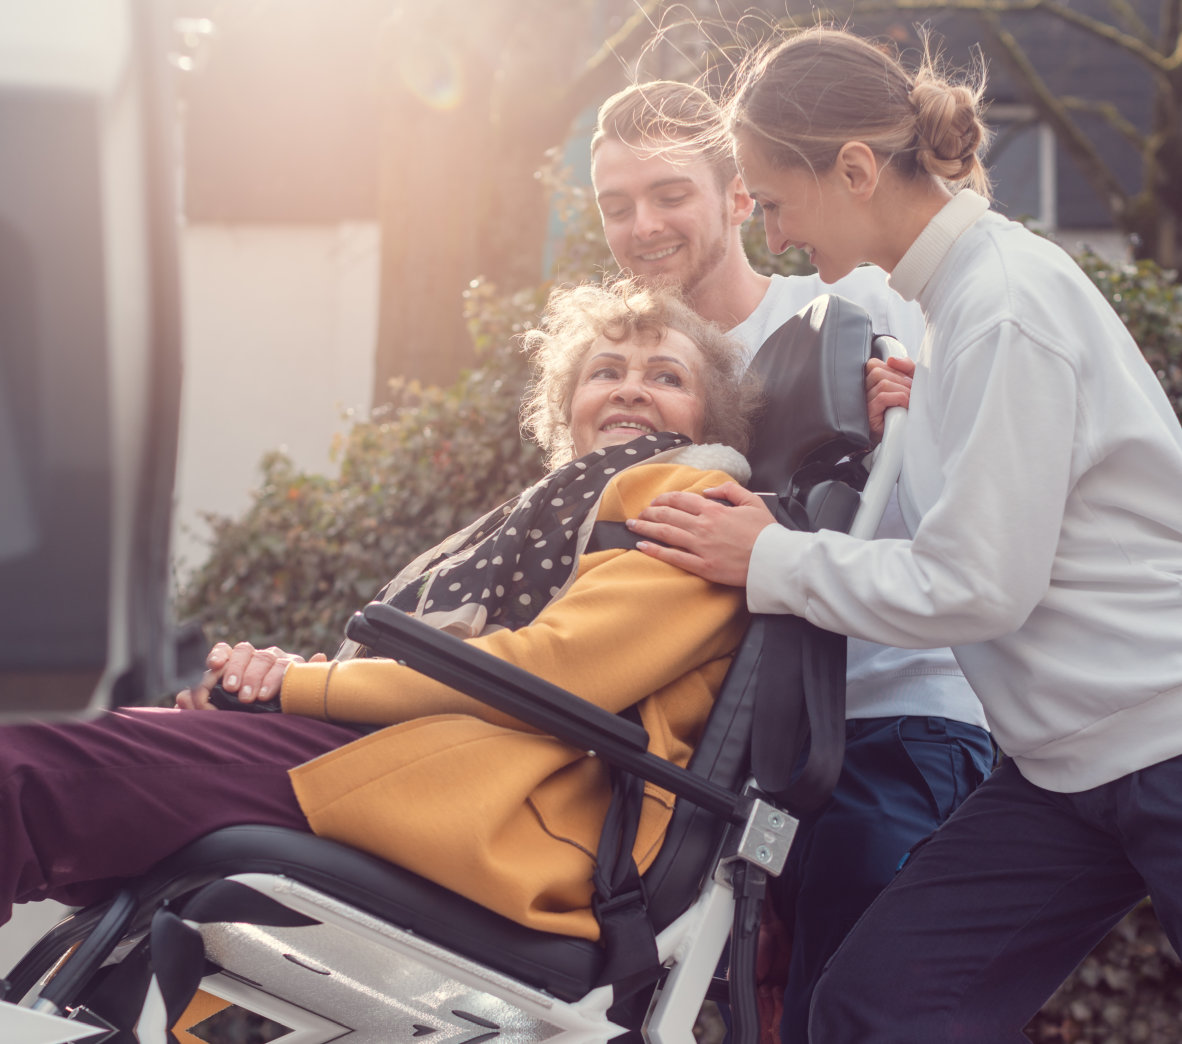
[142,824,606,1002]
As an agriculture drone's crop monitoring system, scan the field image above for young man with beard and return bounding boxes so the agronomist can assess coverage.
[590,81,994,1043]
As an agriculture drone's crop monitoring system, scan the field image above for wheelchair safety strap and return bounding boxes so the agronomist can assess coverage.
[592,759,661,998]
[584,520,663,554]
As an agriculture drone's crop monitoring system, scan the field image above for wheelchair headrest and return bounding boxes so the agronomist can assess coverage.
[744,294,874,497]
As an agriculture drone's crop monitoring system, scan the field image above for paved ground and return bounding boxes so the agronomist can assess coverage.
[0,901,69,987]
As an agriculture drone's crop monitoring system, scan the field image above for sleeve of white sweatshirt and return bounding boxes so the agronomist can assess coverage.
[747,317,1082,649]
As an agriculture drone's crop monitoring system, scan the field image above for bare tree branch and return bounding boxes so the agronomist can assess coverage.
[1061,96,1149,150]
[1022,0,1175,72]
[1103,0,1155,46]
[1165,0,1182,66]
[792,0,1177,74]
[974,10,1133,219]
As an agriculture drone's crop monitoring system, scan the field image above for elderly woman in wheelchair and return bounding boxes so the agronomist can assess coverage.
[2,283,908,1044]
[0,278,759,940]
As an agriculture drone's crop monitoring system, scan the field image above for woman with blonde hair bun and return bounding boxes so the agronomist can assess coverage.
[627,26,1182,1042]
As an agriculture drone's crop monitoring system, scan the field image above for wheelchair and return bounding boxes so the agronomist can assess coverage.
[0,295,907,1044]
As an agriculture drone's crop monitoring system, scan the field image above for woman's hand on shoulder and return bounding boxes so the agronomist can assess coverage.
[625,481,776,587]
[865,356,915,444]
[175,641,326,711]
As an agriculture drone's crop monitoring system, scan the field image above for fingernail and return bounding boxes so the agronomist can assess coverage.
[225,674,237,688]
[625,519,636,529]
[259,686,269,701]
[636,540,650,550]
[241,685,252,699]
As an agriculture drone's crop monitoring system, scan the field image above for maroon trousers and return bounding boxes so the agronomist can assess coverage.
[0,707,360,922]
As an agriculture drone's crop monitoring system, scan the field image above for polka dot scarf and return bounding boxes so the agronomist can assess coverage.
[337,431,691,658]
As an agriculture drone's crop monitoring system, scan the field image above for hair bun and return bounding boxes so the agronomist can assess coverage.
[910,74,988,184]
[729,27,992,197]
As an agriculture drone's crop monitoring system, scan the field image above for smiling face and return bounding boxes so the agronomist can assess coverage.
[592,139,739,297]
[734,129,862,284]
[568,326,706,457]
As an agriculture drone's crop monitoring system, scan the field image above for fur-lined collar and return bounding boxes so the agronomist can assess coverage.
[662,443,751,485]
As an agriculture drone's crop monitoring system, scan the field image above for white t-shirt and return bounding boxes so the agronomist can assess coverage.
[729,267,927,367]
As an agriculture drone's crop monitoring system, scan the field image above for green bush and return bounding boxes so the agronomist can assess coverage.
[744,217,816,279]
[176,282,546,655]
[1026,901,1182,1043]
[1074,250,1182,419]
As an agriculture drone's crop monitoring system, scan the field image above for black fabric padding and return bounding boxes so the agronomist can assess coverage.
[750,615,848,816]
[804,479,863,534]
[746,294,873,495]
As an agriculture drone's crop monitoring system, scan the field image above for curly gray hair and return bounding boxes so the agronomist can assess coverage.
[520,278,759,470]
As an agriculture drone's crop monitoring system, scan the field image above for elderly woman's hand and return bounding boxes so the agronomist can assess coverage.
[625,482,777,586]
[175,641,326,711]
[865,355,915,444]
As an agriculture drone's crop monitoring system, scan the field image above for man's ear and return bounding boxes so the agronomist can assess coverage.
[725,173,756,224]
[834,142,880,200]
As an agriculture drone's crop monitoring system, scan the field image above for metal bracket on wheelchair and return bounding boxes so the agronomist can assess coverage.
[715,793,798,882]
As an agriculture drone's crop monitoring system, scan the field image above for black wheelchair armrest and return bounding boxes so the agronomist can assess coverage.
[345,602,745,822]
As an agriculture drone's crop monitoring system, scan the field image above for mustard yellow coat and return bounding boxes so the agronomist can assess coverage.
[280,461,749,940]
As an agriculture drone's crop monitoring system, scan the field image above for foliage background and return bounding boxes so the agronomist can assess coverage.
[175,202,1182,1041]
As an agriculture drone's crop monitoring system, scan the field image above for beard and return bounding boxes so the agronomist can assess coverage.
[642,198,731,299]
[679,232,728,297]
[685,196,732,295]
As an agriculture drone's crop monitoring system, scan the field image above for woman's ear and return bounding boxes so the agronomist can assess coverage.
[726,173,757,225]
[834,142,880,200]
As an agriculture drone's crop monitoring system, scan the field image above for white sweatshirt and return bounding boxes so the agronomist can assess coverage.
[748,191,1182,792]
[728,269,986,729]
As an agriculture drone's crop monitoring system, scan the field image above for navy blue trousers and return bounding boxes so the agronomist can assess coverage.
[773,716,993,1043]
[809,753,1182,1043]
